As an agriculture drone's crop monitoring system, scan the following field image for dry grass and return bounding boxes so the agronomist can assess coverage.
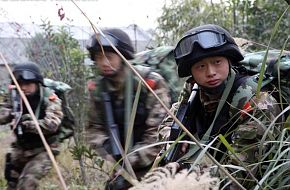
[129,163,220,190]
[38,140,109,190]
[0,127,111,190]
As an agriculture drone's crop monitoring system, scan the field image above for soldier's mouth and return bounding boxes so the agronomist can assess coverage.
[102,69,113,74]
[207,79,220,86]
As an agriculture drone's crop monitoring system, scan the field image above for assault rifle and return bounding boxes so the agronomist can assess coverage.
[161,83,198,165]
[9,85,23,136]
[101,80,127,189]
[101,81,122,158]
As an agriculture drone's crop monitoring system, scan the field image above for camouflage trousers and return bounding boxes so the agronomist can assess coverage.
[5,146,53,190]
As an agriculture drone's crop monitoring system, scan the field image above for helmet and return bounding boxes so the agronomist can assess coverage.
[174,24,244,77]
[12,62,44,84]
[86,28,134,61]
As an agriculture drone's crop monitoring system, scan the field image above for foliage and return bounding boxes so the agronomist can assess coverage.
[25,19,92,186]
[37,144,108,190]
[25,19,89,138]
[156,0,290,50]
[6,1,289,189]
[231,0,290,50]
[156,0,208,45]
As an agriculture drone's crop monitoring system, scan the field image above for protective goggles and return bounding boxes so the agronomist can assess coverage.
[174,30,227,59]
[95,33,131,49]
[97,34,119,47]
[13,70,38,81]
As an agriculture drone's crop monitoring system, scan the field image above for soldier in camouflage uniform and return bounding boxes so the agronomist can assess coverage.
[0,62,63,190]
[158,24,283,189]
[85,29,171,189]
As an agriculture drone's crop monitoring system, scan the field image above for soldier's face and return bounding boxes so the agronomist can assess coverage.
[190,56,229,88]
[19,82,38,96]
[95,51,122,76]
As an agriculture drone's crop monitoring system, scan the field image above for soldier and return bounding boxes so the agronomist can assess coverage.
[85,28,171,189]
[158,24,283,189]
[0,62,63,190]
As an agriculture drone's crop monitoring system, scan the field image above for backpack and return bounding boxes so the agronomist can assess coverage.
[131,46,185,104]
[43,78,75,141]
[231,49,290,118]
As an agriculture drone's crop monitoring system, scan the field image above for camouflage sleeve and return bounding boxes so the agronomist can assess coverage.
[230,91,283,167]
[22,92,64,134]
[38,93,64,133]
[85,82,110,157]
[127,72,171,168]
[157,80,193,141]
[157,102,180,141]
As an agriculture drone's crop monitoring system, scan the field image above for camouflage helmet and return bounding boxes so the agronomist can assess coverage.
[174,24,244,77]
[12,62,44,85]
[86,28,134,61]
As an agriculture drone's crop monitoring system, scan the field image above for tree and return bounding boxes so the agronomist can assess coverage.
[25,20,90,184]
[25,19,91,135]
[156,0,290,50]
[155,0,232,45]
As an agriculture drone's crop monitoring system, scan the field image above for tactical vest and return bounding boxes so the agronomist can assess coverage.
[110,86,149,147]
[97,65,159,148]
[16,87,60,149]
[185,73,273,138]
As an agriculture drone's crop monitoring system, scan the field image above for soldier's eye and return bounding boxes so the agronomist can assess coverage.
[215,60,222,64]
[196,64,205,69]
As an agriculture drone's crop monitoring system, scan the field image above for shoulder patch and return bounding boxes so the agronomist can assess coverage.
[145,79,157,90]
[48,93,58,101]
[87,80,97,91]
[240,101,253,118]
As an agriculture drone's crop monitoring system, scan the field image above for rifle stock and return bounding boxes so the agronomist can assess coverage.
[162,83,198,164]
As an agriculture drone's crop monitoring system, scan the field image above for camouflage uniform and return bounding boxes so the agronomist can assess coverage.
[0,84,63,190]
[158,71,283,189]
[158,24,285,190]
[86,28,171,189]
[85,65,171,180]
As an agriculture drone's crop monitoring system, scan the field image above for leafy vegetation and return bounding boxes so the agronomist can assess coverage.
[156,0,290,51]
[0,0,289,189]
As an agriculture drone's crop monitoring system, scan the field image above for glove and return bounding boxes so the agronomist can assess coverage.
[21,114,38,133]
[21,114,32,122]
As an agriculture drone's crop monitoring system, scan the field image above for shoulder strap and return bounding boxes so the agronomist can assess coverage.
[35,86,54,119]
[179,69,236,162]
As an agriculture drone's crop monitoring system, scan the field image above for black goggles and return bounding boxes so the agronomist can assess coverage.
[13,70,38,81]
[174,30,227,59]
[97,34,119,47]
[95,33,132,50]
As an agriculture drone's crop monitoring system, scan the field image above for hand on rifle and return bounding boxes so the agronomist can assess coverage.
[21,114,38,133]
[181,142,189,153]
